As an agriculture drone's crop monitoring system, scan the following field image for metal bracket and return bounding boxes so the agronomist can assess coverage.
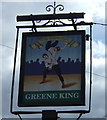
[71,18,77,30]
[16,2,85,30]
[77,113,83,120]
[30,14,37,32]
[42,110,59,120]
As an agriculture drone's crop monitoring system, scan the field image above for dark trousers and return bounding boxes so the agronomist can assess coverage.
[43,64,64,82]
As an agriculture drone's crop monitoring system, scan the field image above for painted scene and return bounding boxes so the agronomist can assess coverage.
[22,33,84,92]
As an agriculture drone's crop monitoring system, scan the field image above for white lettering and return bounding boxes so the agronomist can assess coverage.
[31,94,38,99]
[25,92,79,100]
[74,93,79,98]
[59,92,79,99]
[25,93,58,100]
[59,93,65,99]
[25,94,31,100]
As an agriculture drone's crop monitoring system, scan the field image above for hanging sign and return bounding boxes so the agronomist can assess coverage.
[18,30,85,107]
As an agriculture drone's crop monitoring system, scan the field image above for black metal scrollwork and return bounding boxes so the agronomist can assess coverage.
[46,2,64,14]
[36,2,66,26]
[44,2,65,26]
[46,5,54,13]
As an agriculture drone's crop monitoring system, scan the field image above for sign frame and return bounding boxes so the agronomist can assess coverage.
[18,30,86,107]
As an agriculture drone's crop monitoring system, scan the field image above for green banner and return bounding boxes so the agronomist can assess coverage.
[22,90,83,106]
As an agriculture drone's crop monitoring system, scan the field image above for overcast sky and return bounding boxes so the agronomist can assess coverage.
[0,0,106,119]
